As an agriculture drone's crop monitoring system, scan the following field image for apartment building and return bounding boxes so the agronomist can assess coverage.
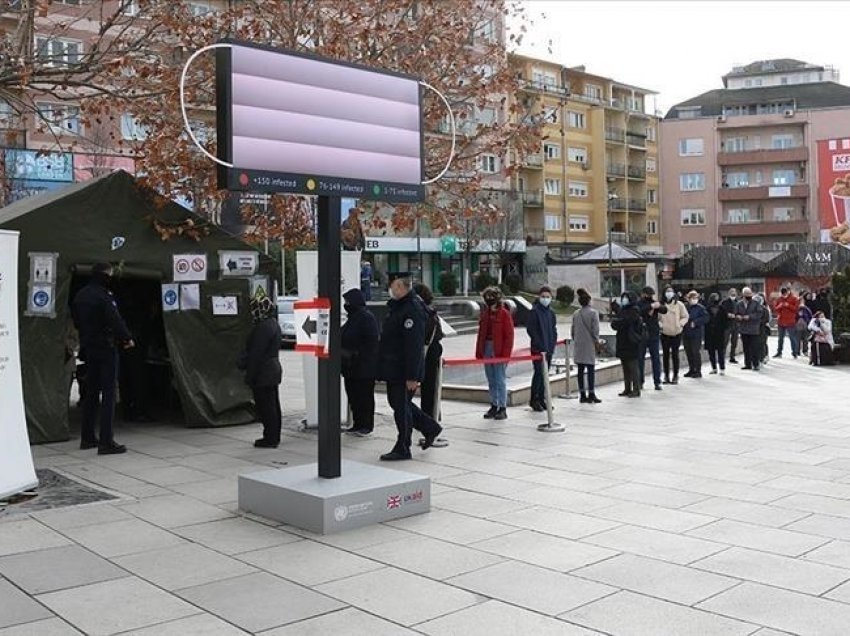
[511,53,662,259]
[661,59,850,256]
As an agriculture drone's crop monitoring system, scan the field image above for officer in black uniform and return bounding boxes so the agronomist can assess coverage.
[71,263,133,454]
[377,277,442,461]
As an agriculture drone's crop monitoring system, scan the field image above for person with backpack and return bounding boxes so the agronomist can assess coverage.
[682,290,709,378]
[611,290,643,398]
[659,285,690,384]
[526,286,558,412]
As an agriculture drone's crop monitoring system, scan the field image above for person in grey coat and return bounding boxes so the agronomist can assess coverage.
[571,288,602,403]
[734,287,765,371]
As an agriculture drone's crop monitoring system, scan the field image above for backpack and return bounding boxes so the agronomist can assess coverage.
[629,317,649,346]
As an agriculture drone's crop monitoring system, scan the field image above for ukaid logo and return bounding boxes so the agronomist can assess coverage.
[386,489,424,510]
[833,154,850,172]
[386,494,401,510]
[403,490,424,504]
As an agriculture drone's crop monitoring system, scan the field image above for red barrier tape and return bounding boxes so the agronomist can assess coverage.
[442,339,569,368]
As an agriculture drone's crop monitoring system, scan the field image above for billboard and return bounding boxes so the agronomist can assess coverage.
[216,41,425,203]
[817,138,850,245]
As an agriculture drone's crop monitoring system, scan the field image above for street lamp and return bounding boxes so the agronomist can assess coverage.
[607,191,619,304]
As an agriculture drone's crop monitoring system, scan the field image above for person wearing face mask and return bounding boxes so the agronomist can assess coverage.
[658,286,689,384]
[808,310,835,366]
[772,287,800,359]
[526,286,558,412]
[636,286,667,391]
[721,288,740,364]
[414,283,444,423]
[682,290,709,378]
[572,288,602,403]
[734,286,765,370]
[611,290,643,397]
[71,262,134,455]
[340,288,379,436]
[704,292,729,375]
[476,286,515,419]
[796,293,814,357]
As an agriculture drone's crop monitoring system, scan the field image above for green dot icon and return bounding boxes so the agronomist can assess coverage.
[372,184,382,196]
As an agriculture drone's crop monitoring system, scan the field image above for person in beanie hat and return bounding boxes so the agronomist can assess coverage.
[341,288,379,435]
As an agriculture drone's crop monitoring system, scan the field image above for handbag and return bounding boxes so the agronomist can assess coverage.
[579,310,605,355]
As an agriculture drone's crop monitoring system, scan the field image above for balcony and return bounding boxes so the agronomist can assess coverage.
[521,190,544,207]
[626,133,646,148]
[570,92,607,106]
[718,219,810,238]
[436,120,477,135]
[522,153,543,169]
[607,163,626,177]
[718,184,810,201]
[522,80,569,98]
[628,199,647,211]
[717,146,809,166]
[627,165,646,180]
[610,231,648,246]
[605,128,625,143]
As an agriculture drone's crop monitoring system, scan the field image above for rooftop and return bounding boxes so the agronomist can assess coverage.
[724,58,824,80]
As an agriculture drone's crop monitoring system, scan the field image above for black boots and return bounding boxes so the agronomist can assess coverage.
[484,405,497,419]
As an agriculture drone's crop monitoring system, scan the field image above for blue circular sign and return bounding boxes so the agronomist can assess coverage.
[164,290,178,306]
[33,290,50,307]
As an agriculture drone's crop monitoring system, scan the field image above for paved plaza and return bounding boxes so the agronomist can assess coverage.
[3,341,850,635]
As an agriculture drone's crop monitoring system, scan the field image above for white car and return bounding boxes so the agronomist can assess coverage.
[277,297,297,347]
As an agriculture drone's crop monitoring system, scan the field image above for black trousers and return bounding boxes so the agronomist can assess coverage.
[620,358,640,394]
[387,381,441,455]
[741,333,760,369]
[684,337,702,375]
[661,334,682,379]
[420,343,442,420]
[724,324,739,359]
[253,385,282,444]
[344,377,375,432]
[82,351,118,445]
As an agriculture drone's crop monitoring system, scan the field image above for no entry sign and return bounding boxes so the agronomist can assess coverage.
[294,297,331,356]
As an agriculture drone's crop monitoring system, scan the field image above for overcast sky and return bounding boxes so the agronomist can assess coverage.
[510,1,850,115]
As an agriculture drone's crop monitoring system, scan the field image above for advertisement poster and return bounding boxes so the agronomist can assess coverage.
[0,230,38,499]
[817,138,850,245]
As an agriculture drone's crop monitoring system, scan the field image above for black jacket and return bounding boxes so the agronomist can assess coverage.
[378,291,425,382]
[704,302,729,348]
[71,281,132,360]
[611,305,642,360]
[527,302,558,355]
[341,306,379,379]
[636,298,667,339]
[240,317,282,388]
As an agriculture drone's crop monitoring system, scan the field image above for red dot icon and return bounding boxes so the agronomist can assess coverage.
[239,173,249,187]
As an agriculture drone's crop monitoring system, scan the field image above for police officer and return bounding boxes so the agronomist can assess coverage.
[378,276,442,461]
[71,262,133,454]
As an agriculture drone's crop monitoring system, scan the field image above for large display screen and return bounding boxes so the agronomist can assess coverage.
[216,41,425,203]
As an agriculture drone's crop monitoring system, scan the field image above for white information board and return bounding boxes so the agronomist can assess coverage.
[0,230,38,499]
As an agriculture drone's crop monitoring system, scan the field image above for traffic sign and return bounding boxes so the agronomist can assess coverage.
[294,298,331,356]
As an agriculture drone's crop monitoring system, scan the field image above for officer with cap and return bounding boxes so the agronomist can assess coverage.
[377,276,442,461]
[71,262,133,454]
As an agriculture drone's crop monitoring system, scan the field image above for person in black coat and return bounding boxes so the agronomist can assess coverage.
[611,290,643,398]
[704,293,730,374]
[414,283,443,421]
[526,286,558,412]
[72,262,134,454]
[377,277,442,461]
[341,288,379,436]
[239,295,283,448]
[636,286,667,391]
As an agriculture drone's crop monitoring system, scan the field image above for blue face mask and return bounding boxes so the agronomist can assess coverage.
[539,296,552,308]
[620,296,630,307]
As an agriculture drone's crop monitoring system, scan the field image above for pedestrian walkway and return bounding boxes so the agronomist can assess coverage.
[2,343,850,635]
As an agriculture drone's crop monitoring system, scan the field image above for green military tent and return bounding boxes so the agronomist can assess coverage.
[0,170,278,443]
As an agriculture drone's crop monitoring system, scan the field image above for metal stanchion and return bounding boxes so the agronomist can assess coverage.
[537,354,565,433]
[557,338,576,400]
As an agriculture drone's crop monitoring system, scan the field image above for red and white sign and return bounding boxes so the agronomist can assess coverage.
[173,253,207,282]
[294,297,331,356]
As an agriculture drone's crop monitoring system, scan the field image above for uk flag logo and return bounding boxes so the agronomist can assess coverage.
[386,495,401,510]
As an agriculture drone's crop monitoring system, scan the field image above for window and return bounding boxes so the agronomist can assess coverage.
[122,0,140,15]
[479,154,500,174]
[531,69,557,87]
[543,142,561,160]
[727,208,752,224]
[647,220,658,235]
[568,181,588,198]
[723,137,748,152]
[188,2,211,16]
[35,37,82,67]
[724,171,749,188]
[584,84,603,101]
[567,146,587,163]
[773,207,794,221]
[773,242,792,251]
[681,209,706,226]
[745,79,753,87]
[646,126,656,142]
[678,138,704,156]
[567,111,585,128]
[646,157,657,173]
[120,113,149,140]
[545,214,562,231]
[0,100,12,127]
[754,79,763,86]
[679,173,705,191]
[544,178,561,196]
[569,215,589,232]
[772,169,796,185]
[474,65,494,80]
[475,106,497,125]
[475,20,496,43]
[772,134,795,149]
[36,102,81,134]
[647,189,658,204]
[682,243,699,254]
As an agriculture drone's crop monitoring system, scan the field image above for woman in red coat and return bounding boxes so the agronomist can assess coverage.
[475,286,515,420]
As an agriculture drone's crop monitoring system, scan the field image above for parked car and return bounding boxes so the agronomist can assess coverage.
[277,296,297,347]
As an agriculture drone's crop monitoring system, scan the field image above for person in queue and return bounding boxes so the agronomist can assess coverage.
[71,262,133,455]
[340,288,379,437]
[721,288,740,364]
[238,293,283,448]
[611,290,643,398]
[636,286,667,391]
[734,286,765,371]
[526,286,558,412]
[809,310,835,366]
[659,285,689,384]
[572,288,602,403]
[377,276,442,461]
[682,290,709,379]
[704,292,729,375]
[475,286,514,420]
[773,286,800,359]
[797,293,814,358]
[756,293,772,366]
[414,282,443,421]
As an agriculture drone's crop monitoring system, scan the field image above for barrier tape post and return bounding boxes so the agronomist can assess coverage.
[537,353,565,433]
[557,339,576,400]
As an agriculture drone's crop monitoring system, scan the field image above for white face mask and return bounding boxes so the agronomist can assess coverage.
[729,294,737,300]
[665,291,675,300]
[689,298,698,305]
[539,296,552,307]
[620,296,630,307]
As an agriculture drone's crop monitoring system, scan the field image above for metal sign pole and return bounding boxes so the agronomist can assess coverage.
[537,354,565,433]
[317,195,342,478]
[558,339,576,400]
